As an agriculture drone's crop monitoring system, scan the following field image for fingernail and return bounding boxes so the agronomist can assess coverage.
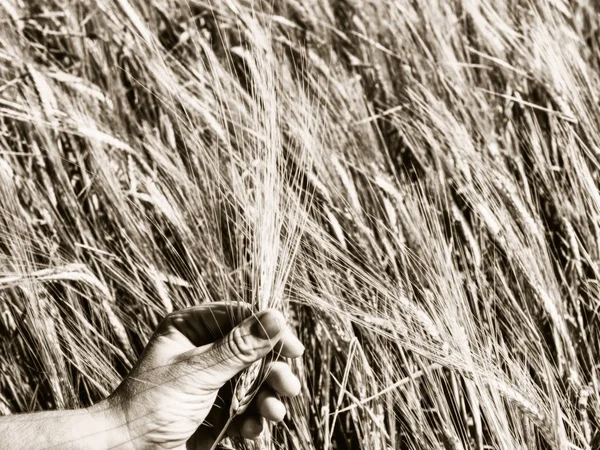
[251,310,282,340]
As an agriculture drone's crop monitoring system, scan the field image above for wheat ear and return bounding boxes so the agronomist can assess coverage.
[230,359,263,416]
[209,359,263,450]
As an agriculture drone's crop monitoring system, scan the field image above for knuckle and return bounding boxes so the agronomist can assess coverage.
[227,327,257,363]
[161,311,180,328]
[153,313,176,336]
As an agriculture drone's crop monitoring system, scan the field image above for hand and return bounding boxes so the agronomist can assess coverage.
[93,302,304,449]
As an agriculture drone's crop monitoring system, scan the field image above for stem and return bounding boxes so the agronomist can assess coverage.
[209,415,236,450]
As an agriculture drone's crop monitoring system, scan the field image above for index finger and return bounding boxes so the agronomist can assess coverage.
[272,328,305,358]
[157,301,252,346]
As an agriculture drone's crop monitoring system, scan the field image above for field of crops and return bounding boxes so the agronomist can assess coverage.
[1,0,599,448]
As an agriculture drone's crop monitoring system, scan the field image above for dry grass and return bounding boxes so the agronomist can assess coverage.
[1,0,600,448]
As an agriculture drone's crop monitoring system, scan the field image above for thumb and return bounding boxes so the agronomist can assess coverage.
[186,309,285,387]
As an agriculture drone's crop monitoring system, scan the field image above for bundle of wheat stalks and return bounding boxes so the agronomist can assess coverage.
[0,0,599,448]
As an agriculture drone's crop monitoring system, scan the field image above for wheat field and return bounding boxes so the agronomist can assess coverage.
[0,0,599,448]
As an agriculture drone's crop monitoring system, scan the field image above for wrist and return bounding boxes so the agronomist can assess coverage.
[87,396,135,450]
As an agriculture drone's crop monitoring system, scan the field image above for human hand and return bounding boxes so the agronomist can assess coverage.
[92,302,304,449]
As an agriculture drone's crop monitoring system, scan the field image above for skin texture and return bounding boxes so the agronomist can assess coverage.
[0,303,304,450]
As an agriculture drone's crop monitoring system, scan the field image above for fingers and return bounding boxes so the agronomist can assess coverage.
[225,361,302,441]
[184,309,286,387]
[254,388,286,422]
[226,414,264,440]
[272,328,305,358]
[226,390,288,442]
[250,362,299,424]
[265,361,301,397]
[240,415,264,439]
